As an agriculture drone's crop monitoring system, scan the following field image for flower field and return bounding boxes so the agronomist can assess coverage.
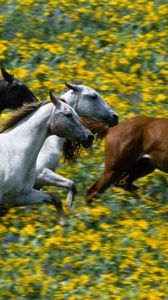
[0,0,168,299]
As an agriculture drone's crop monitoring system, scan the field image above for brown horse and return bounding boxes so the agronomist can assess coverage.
[86,115,168,204]
[0,67,38,112]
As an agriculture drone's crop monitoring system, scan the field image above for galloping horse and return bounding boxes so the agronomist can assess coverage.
[0,71,118,206]
[86,115,168,204]
[0,92,93,225]
[35,82,118,206]
[0,67,37,111]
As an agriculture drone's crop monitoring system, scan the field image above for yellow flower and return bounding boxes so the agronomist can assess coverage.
[13,68,28,79]
[138,219,148,230]
[9,226,18,233]
[79,274,89,285]
[45,236,62,247]
[158,5,168,15]
[20,224,36,236]
[130,63,141,73]
[155,94,167,102]
[146,238,160,249]
[0,224,7,233]
[119,57,129,65]
[142,93,153,101]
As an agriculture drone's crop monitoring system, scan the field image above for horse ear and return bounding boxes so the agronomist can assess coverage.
[64,82,81,92]
[49,90,61,107]
[60,98,67,104]
[1,67,14,83]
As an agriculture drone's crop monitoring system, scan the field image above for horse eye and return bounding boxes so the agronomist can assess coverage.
[66,113,72,118]
[91,94,97,99]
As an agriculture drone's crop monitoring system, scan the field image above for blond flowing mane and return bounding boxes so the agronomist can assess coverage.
[80,117,109,141]
[0,101,49,133]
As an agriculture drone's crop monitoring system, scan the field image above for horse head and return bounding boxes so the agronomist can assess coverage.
[61,82,119,127]
[49,91,94,149]
[0,67,38,112]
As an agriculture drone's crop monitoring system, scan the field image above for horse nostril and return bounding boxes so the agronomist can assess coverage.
[108,112,119,127]
[113,114,119,124]
[81,133,94,148]
[88,134,94,145]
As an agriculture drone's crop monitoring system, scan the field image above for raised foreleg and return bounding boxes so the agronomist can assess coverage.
[86,170,121,205]
[35,168,77,207]
[14,189,67,226]
[86,122,145,204]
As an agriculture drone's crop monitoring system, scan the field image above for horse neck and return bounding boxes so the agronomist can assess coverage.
[7,103,53,163]
[58,90,79,148]
[45,135,65,152]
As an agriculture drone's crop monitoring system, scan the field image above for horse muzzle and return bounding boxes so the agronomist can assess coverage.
[108,113,119,127]
[81,133,94,148]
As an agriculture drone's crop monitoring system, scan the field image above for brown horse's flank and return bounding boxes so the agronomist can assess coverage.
[86,115,168,204]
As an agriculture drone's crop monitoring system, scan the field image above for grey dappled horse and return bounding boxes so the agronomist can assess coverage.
[35,83,118,206]
[0,67,37,112]
[0,72,118,206]
[0,92,93,225]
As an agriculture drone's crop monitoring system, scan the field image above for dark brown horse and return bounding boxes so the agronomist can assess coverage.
[0,67,38,112]
[86,115,168,204]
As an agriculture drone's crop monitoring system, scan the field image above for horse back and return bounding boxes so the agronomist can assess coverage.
[104,115,168,171]
[106,115,152,147]
[143,118,168,153]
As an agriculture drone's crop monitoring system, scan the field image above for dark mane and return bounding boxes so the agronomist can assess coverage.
[62,117,109,163]
[63,140,85,163]
[0,101,48,133]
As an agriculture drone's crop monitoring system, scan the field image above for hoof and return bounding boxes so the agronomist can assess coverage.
[115,181,138,192]
[86,191,98,205]
[58,218,68,227]
[66,200,73,208]
[122,184,139,192]
[71,184,77,194]
[85,197,94,206]
[86,202,94,207]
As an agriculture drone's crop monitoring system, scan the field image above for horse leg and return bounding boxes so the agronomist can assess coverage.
[15,189,67,226]
[116,157,156,191]
[86,170,120,205]
[35,168,77,207]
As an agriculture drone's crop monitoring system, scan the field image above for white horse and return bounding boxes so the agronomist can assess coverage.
[35,83,118,206]
[0,91,93,225]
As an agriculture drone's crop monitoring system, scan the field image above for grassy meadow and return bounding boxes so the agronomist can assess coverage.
[0,0,168,299]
